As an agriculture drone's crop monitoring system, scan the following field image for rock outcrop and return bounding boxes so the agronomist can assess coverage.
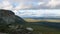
[0,9,27,33]
[0,9,26,25]
[0,9,33,34]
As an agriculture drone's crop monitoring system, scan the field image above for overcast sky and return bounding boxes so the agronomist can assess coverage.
[0,0,60,17]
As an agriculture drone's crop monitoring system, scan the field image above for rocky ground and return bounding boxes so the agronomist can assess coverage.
[0,9,33,34]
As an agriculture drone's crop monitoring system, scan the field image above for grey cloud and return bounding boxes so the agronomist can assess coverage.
[10,0,60,9]
[1,0,60,10]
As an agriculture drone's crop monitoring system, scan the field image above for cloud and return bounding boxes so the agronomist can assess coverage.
[15,10,60,17]
[46,0,60,8]
[1,0,60,18]
[13,0,60,9]
[0,0,60,11]
[15,10,44,17]
[14,3,33,10]
[0,0,36,14]
[0,0,13,10]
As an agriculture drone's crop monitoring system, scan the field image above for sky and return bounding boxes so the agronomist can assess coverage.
[0,0,60,18]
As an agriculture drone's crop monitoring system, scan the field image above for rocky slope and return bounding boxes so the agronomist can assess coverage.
[0,9,26,25]
[0,9,28,34]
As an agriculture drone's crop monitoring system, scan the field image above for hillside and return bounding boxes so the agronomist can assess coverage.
[24,18,60,23]
[0,9,26,25]
[0,9,27,34]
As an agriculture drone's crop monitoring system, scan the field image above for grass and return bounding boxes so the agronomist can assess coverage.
[23,18,60,34]
[24,23,60,34]
[24,19,60,34]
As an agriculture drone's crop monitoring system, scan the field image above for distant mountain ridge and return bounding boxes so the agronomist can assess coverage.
[23,17,60,20]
